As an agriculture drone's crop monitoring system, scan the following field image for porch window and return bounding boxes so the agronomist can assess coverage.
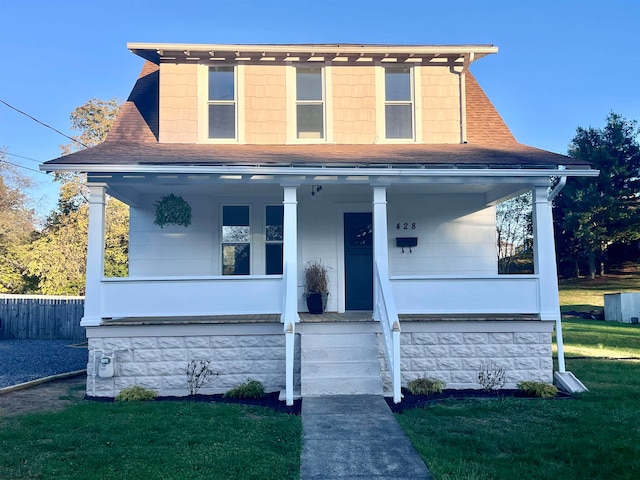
[222,205,250,275]
[208,66,236,139]
[384,66,413,139]
[296,67,324,139]
[265,205,284,275]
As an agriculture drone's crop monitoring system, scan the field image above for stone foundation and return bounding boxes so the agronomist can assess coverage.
[85,324,300,398]
[377,321,554,391]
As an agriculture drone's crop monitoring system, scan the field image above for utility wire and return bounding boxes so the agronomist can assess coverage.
[0,157,51,176]
[0,98,88,149]
[5,151,45,166]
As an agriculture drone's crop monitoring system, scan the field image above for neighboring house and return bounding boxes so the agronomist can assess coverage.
[42,43,597,404]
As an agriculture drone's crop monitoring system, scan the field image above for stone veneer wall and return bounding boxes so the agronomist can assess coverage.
[377,321,554,392]
[85,324,300,398]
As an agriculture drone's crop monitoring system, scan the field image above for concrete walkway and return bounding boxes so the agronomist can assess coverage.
[300,395,432,480]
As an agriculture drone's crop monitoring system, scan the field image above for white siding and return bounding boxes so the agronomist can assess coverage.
[387,193,497,276]
[127,186,498,308]
[129,194,215,276]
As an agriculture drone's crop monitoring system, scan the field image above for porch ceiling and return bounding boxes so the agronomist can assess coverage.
[95,172,533,208]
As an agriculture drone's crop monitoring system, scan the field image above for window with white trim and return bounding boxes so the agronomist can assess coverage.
[208,66,236,139]
[265,205,284,275]
[384,66,413,139]
[222,205,250,275]
[296,67,324,139]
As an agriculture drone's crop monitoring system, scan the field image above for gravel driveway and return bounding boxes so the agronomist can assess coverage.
[0,340,87,388]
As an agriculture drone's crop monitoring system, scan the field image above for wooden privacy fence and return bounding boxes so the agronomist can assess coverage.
[0,295,85,341]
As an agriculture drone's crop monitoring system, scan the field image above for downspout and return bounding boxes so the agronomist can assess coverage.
[451,52,474,144]
[547,169,567,373]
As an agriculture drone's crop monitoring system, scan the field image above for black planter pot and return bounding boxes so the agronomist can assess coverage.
[306,293,324,314]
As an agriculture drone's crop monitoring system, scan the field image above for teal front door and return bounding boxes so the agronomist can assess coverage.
[344,212,373,310]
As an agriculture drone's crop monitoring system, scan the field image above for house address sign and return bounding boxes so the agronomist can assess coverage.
[395,222,417,230]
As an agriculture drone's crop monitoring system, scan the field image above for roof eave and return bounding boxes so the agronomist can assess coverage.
[127,42,498,64]
[40,162,598,178]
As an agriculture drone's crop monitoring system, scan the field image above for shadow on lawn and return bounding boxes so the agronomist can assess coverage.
[386,388,573,414]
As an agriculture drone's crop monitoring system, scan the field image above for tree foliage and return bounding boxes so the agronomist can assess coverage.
[0,149,37,292]
[17,98,128,295]
[60,98,121,154]
[554,112,640,278]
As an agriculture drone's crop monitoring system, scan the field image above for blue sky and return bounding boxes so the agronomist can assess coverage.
[1,0,638,216]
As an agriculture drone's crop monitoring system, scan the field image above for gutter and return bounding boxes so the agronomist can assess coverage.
[40,163,599,178]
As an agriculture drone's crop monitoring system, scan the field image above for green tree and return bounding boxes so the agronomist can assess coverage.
[555,113,640,278]
[22,98,128,294]
[0,148,37,292]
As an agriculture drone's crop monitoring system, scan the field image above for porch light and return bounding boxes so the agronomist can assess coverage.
[311,185,322,196]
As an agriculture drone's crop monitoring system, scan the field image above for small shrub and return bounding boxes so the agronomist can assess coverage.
[186,359,218,395]
[407,378,446,395]
[518,381,558,399]
[224,379,265,399]
[478,360,506,391]
[115,386,158,402]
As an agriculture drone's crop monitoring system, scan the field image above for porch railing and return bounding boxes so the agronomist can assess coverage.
[374,261,402,404]
[100,275,283,318]
[390,274,540,315]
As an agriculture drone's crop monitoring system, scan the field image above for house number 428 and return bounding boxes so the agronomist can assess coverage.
[396,222,416,230]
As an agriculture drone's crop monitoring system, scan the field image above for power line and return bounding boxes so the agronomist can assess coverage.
[5,151,44,166]
[0,99,88,149]
[0,157,51,177]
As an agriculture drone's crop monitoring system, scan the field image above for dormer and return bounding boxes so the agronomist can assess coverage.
[127,43,498,146]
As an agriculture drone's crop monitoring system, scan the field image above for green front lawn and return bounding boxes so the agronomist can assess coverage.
[396,316,640,480]
[559,272,640,314]
[0,401,301,480]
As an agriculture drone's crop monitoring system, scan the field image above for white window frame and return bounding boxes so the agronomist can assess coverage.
[286,63,333,143]
[375,64,422,143]
[264,204,284,275]
[198,64,244,143]
[221,204,251,275]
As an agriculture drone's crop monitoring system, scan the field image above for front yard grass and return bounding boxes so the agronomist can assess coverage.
[396,313,640,479]
[0,401,301,480]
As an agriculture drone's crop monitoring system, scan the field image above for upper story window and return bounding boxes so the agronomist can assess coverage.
[296,67,324,139]
[384,66,413,139]
[208,66,236,139]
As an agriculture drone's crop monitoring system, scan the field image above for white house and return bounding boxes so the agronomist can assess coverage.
[42,43,597,404]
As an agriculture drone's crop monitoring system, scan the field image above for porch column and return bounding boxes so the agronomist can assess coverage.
[282,185,298,406]
[282,185,299,324]
[82,184,106,327]
[532,186,561,322]
[372,185,390,319]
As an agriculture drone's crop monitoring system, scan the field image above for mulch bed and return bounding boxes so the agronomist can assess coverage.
[86,391,302,415]
[386,388,573,413]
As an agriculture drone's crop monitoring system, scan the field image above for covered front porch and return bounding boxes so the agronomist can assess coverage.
[80,165,579,404]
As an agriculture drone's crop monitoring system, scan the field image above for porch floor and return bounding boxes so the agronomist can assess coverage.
[102,312,539,325]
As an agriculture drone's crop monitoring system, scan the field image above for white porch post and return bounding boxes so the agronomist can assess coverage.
[282,185,299,406]
[532,185,561,322]
[533,184,567,371]
[282,185,299,324]
[372,185,390,320]
[82,184,106,327]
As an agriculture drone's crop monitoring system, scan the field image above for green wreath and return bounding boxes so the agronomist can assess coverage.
[154,194,192,228]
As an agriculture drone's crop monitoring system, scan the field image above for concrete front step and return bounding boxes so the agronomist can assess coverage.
[302,376,383,396]
[303,360,382,378]
[301,332,383,396]
[302,332,379,348]
[302,345,379,362]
